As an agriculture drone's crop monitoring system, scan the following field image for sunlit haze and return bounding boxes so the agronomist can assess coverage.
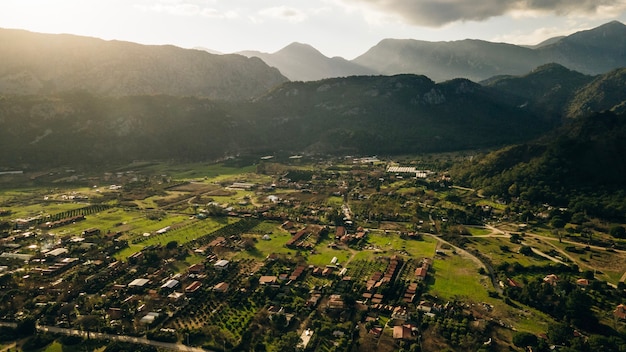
[2,0,626,59]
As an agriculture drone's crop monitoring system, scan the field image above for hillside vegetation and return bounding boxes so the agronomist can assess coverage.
[452,111,626,221]
[0,75,552,167]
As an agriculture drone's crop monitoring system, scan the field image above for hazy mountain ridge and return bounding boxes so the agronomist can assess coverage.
[238,42,376,81]
[483,64,626,119]
[236,21,626,82]
[0,28,288,100]
[2,21,625,91]
[353,38,542,82]
[536,21,626,76]
[354,21,626,82]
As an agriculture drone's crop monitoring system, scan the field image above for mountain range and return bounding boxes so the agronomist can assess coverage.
[0,28,287,100]
[2,21,625,99]
[2,63,626,168]
[238,43,376,81]
[239,21,626,82]
[1,22,626,172]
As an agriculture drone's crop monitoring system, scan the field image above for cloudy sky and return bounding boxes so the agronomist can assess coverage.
[1,0,626,59]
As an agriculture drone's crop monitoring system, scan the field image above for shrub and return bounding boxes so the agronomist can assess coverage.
[609,225,626,239]
[519,245,533,256]
[146,330,178,343]
[22,334,54,351]
[59,335,84,346]
[0,326,16,342]
[513,332,538,347]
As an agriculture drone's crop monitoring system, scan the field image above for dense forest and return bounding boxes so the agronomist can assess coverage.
[452,111,626,221]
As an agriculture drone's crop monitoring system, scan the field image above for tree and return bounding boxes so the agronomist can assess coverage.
[59,303,75,327]
[565,290,594,329]
[272,313,288,332]
[22,334,54,351]
[609,225,626,239]
[570,212,586,225]
[205,204,225,217]
[16,316,36,336]
[105,342,157,352]
[0,221,11,231]
[77,315,101,339]
[551,217,566,229]
[547,323,573,346]
[166,240,178,249]
[513,332,538,348]
[519,245,533,256]
[274,331,301,352]
[588,334,626,352]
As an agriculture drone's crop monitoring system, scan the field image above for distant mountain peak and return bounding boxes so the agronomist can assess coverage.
[354,21,626,82]
[277,42,325,57]
[239,41,376,81]
[282,42,315,49]
[193,46,223,55]
[560,20,626,43]
[598,20,626,28]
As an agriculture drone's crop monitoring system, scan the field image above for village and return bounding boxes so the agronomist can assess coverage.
[0,156,624,352]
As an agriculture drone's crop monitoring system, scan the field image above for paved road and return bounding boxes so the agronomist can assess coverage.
[37,325,208,352]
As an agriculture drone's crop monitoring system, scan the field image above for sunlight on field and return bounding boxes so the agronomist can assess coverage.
[8,202,87,219]
[366,231,438,259]
[466,237,548,267]
[465,226,493,236]
[307,240,352,267]
[114,217,238,260]
[430,253,490,301]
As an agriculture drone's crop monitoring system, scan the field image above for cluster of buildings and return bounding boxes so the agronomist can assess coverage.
[414,257,432,281]
[365,255,402,292]
[284,225,325,249]
[334,225,367,244]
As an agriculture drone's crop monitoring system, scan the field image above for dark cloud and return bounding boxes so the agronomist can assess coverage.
[344,0,626,26]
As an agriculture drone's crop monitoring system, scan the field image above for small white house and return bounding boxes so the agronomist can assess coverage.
[214,259,229,270]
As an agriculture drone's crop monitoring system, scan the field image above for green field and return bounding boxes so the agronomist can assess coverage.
[366,230,437,258]
[465,226,494,236]
[465,237,551,267]
[307,239,352,267]
[114,216,239,260]
[5,201,90,220]
[236,221,294,260]
[429,252,490,301]
[116,161,259,181]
